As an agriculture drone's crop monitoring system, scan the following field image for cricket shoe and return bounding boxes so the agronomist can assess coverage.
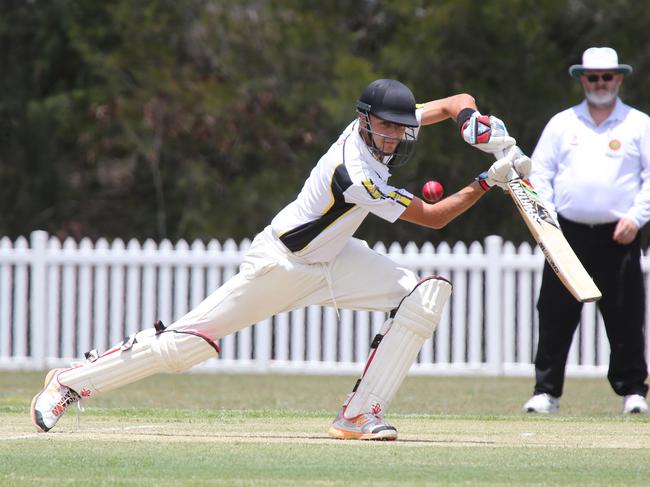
[328,408,397,441]
[623,394,648,414]
[30,368,81,432]
[523,393,560,413]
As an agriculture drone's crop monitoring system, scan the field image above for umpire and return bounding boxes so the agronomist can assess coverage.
[524,47,650,414]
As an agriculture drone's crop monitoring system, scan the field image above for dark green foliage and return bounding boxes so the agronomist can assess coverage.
[2,0,650,245]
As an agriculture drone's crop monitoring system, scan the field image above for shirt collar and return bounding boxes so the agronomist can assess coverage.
[576,98,628,125]
[352,120,392,179]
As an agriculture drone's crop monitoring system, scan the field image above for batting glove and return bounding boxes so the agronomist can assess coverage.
[461,111,516,155]
[476,146,531,191]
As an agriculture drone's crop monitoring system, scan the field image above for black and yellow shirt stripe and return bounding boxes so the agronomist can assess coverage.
[361,179,412,207]
[279,164,355,252]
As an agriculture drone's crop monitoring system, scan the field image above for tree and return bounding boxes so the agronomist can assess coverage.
[2,0,650,246]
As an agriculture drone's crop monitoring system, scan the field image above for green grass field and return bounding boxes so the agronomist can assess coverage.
[2,372,650,486]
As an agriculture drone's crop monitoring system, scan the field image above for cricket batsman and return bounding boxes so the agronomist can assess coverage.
[31,79,530,440]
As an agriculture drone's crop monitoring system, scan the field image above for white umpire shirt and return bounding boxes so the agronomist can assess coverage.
[270,113,422,263]
[530,98,650,227]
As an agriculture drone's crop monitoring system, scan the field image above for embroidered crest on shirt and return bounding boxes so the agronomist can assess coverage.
[608,139,621,151]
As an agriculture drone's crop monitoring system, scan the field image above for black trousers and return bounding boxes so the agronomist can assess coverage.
[534,215,649,398]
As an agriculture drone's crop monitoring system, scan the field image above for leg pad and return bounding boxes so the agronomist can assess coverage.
[59,328,218,397]
[345,277,451,418]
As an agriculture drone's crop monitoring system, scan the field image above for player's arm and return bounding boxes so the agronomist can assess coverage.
[400,147,532,229]
[419,94,515,155]
[418,94,478,126]
[400,182,485,229]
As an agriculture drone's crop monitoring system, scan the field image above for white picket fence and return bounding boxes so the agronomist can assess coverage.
[1,230,649,377]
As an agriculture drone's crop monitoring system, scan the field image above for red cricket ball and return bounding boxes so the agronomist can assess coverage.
[422,180,444,203]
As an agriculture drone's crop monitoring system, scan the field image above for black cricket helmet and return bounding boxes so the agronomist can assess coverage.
[356,79,418,166]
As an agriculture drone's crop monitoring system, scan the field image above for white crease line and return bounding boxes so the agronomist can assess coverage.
[0,424,161,440]
[95,424,161,432]
[0,433,41,441]
[0,433,42,441]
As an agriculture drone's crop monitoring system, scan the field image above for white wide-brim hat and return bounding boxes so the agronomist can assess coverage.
[569,47,633,78]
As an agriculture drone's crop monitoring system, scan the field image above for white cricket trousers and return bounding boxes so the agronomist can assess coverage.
[171,225,419,339]
[57,226,420,396]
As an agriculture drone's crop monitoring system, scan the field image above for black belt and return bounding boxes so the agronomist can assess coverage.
[557,214,617,238]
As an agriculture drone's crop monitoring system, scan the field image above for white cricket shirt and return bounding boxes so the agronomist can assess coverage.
[530,99,650,227]
[270,119,416,263]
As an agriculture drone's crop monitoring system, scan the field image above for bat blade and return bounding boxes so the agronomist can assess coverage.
[506,178,602,302]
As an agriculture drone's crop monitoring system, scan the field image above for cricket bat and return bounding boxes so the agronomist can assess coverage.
[506,178,602,302]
